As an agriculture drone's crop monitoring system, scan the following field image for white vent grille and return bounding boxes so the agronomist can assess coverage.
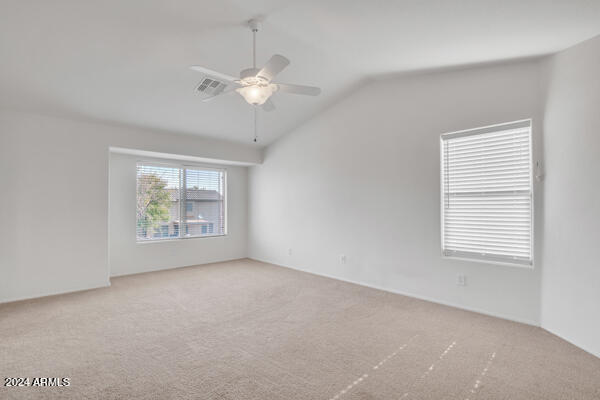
[196,77,226,97]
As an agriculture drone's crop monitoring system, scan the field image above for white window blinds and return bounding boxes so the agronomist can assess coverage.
[136,163,226,241]
[440,120,533,266]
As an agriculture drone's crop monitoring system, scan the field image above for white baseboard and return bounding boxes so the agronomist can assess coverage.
[250,256,540,327]
[109,256,248,278]
[0,281,111,305]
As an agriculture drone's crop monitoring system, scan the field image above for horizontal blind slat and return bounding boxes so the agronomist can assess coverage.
[447,141,530,158]
[445,160,529,171]
[446,127,530,143]
[447,168,530,179]
[447,134,530,146]
[445,231,530,240]
[444,224,531,232]
[447,150,530,163]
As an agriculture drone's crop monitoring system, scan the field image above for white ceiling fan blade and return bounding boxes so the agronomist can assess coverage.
[262,98,276,112]
[189,65,238,83]
[256,55,290,82]
[276,83,321,96]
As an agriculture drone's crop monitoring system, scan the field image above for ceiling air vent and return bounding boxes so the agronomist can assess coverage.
[196,77,227,99]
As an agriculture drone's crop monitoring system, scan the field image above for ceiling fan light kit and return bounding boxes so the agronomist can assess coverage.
[190,18,321,142]
[236,84,276,105]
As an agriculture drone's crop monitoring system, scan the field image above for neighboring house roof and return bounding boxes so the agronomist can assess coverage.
[167,188,222,201]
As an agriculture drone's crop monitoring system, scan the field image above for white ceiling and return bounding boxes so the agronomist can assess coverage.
[1,0,599,146]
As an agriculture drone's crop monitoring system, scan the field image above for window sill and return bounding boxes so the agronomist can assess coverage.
[441,254,534,269]
[136,234,227,244]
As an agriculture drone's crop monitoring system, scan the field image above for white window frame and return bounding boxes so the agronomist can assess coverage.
[440,119,534,268]
[136,160,228,243]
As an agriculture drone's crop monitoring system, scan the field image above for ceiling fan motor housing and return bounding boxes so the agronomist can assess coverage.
[240,68,260,81]
[248,19,260,32]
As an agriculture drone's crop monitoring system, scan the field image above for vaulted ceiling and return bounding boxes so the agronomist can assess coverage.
[1,0,599,145]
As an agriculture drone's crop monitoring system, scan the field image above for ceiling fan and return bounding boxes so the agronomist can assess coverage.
[190,19,321,142]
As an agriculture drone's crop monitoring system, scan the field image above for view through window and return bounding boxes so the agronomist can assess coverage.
[136,163,226,241]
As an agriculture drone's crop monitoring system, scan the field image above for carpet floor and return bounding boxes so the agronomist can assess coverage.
[1,259,599,399]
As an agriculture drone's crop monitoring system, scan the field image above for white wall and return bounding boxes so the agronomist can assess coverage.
[541,35,600,357]
[109,153,247,277]
[249,60,545,325]
[0,110,260,303]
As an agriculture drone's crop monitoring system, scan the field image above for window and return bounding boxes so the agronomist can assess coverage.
[440,120,533,266]
[136,163,226,241]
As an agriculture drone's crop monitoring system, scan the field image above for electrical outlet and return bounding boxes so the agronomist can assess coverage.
[456,274,467,286]
[340,254,346,264]
[288,248,292,256]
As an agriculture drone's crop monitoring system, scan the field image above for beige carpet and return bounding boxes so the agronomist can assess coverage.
[1,259,599,400]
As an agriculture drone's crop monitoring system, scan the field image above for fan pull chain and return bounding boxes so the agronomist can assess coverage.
[253,107,258,142]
